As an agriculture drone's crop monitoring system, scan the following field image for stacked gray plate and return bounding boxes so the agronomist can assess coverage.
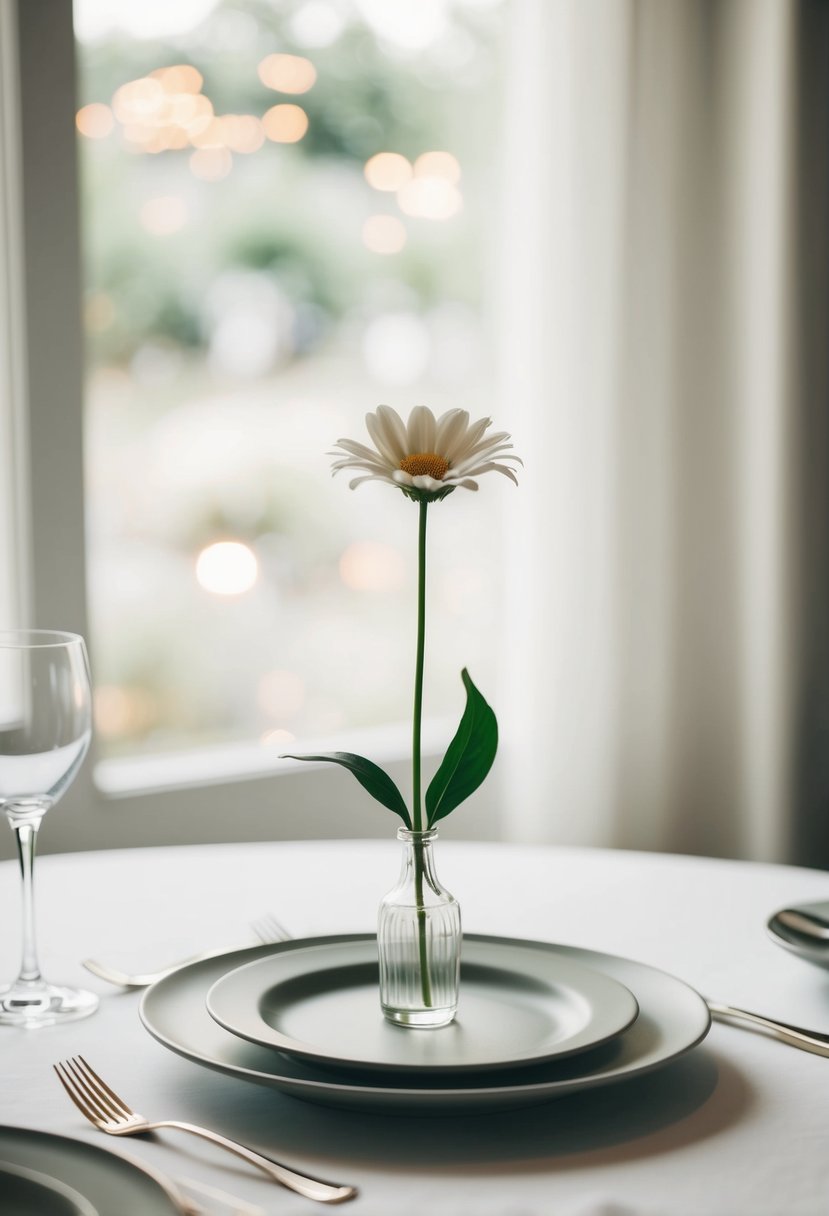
[0,1127,185,1215]
[140,934,711,1113]
[0,1160,97,1216]
[205,936,640,1075]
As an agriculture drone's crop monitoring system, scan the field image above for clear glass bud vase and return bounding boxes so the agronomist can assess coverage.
[378,827,461,1028]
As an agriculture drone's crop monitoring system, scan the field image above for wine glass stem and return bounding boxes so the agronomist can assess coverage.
[11,817,43,983]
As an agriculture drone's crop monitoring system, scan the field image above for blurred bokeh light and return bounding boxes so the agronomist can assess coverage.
[195,541,259,595]
[262,103,308,143]
[258,53,317,93]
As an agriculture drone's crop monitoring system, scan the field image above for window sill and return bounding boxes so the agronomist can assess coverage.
[94,716,455,799]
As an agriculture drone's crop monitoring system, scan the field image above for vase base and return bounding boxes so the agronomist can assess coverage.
[382,1004,457,1029]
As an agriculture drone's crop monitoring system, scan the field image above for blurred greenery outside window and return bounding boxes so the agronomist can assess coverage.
[75,0,508,767]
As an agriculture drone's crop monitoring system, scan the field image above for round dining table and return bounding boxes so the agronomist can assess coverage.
[1,838,828,1216]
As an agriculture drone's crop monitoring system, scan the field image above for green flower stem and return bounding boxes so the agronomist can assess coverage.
[412,499,427,832]
[414,836,431,1006]
[412,499,432,1007]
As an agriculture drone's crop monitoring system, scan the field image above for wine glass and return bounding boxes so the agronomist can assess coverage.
[0,629,98,1026]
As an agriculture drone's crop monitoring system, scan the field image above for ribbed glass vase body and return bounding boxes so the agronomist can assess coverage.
[378,827,461,1028]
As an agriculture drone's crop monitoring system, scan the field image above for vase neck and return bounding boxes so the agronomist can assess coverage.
[397,827,438,844]
[396,827,441,889]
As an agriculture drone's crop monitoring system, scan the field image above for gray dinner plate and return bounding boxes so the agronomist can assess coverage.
[206,937,639,1074]
[141,934,711,1113]
[0,1127,184,1215]
[0,1160,97,1216]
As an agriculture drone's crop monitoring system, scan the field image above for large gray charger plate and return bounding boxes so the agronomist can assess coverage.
[206,938,640,1074]
[0,1127,184,1215]
[141,934,711,1114]
[0,1160,97,1216]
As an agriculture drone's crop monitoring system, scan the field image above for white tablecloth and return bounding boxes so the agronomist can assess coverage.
[1,839,829,1215]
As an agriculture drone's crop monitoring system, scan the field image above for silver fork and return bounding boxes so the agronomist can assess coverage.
[82,914,292,988]
[54,1056,357,1205]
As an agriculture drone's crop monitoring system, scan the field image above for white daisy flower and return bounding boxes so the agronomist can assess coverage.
[330,405,522,501]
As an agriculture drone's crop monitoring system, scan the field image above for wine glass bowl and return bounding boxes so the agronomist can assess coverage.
[0,629,98,1027]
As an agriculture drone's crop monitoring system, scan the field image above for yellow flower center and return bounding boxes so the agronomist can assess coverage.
[399,452,449,480]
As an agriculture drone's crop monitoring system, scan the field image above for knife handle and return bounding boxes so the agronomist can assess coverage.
[707,1000,829,1057]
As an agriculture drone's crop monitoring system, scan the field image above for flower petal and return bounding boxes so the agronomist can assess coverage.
[406,406,437,454]
[451,442,522,475]
[332,438,392,464]
[452,432,516,464]
[373,405,409,461]
[331,457,391,476]
[411,474,445,490]
[365,411,403,467]
[435,409,470,459]
[347,474,393,489]
[454,460,519,485]
[447,415,492,464]
[392,469,415,486]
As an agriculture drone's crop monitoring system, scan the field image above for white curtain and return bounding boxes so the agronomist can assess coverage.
[497,0,829,864]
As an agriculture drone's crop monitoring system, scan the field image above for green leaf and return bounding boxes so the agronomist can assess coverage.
[280,751,411,828]
[425,669,498,826]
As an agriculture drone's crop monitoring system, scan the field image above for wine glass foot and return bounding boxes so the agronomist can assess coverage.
[0,979,98,1028]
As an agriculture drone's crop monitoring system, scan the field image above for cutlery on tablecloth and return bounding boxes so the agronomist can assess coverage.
[54,1055,357,1205]
[707,999,829,1057]
[766,900,829,970]
[81,913,291,988]
[771,901,829,940]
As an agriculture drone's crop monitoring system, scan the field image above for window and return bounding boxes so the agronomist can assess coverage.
[3,0,509,850]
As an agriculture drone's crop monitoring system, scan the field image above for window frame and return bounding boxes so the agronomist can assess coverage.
[0,0,500,857]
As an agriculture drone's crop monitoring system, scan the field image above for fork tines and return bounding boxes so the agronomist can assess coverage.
[54,1055,131,1128]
